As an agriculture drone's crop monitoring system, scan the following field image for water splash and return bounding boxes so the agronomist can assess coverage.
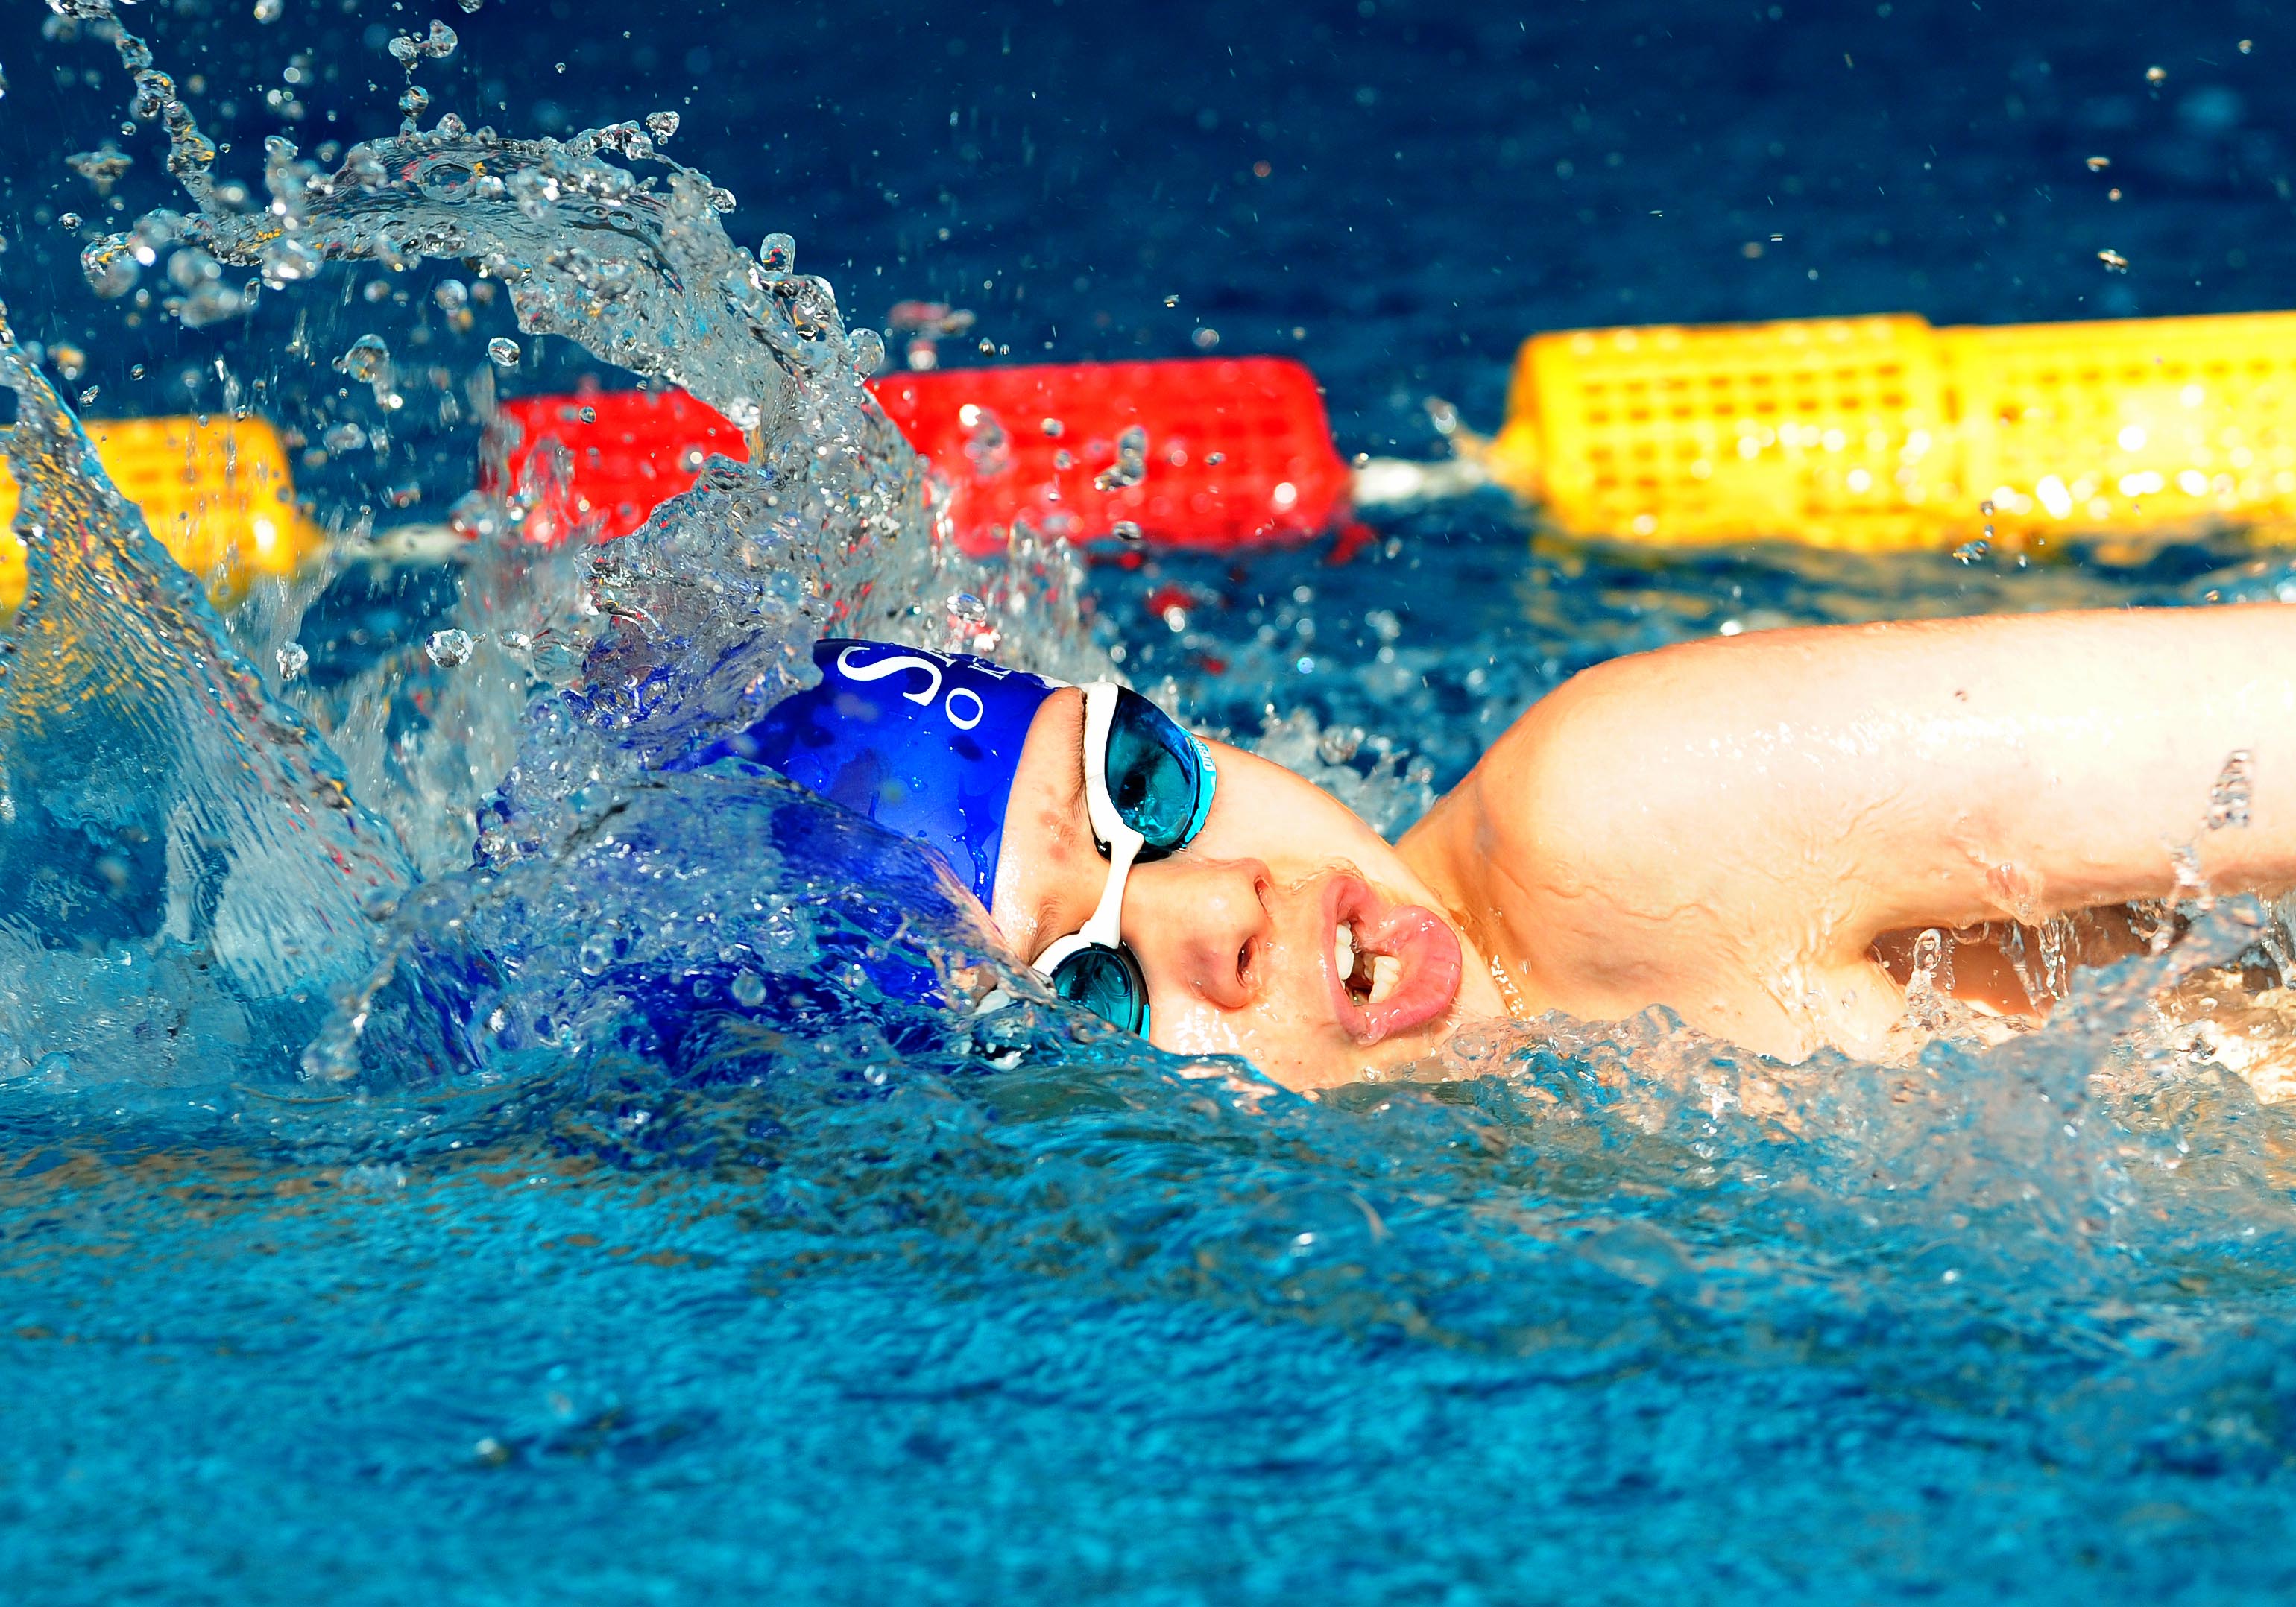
[0,305,411,1084]
[0,5,1086,1099]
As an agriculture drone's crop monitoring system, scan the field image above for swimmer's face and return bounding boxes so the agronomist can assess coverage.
[990,687,1477,1090]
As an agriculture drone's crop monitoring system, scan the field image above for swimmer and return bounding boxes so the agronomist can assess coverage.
[712,607,2296,1088]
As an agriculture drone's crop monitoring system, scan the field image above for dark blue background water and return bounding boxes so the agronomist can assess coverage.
[7,3,2296,1603]
[6,0,2295,448]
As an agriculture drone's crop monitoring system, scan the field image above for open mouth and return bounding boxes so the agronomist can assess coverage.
[1324,874,1464,1045]
[1334,919,1404,1008]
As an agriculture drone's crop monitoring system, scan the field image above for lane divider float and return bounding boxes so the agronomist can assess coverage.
[13,307,2296,612]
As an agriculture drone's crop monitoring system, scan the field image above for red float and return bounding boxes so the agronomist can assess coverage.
[487,357,1354,555]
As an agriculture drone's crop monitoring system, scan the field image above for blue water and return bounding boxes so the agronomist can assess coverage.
[6,1,2296,1603]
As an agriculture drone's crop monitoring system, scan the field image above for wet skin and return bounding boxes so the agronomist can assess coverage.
[992,605,2296,1089]
[989,688,1507,1090]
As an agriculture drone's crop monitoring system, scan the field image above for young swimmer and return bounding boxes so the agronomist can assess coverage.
[716,607,2296,1090]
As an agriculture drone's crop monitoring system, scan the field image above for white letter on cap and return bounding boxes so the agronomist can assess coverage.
[836,645,942,705]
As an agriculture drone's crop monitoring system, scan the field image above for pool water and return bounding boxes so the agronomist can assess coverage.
[5,1,2296,1602]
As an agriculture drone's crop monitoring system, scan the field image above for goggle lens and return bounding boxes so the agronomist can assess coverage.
[1106,688,1213,853]
[1049,943,1149,1034]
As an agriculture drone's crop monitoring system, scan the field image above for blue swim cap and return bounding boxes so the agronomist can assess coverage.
[692,638,1060,905]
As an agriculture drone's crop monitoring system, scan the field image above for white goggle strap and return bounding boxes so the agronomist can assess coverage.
[1032,683,1143,975]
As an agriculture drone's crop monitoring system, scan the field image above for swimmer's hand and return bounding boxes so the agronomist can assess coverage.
[1400,604,2296,1061]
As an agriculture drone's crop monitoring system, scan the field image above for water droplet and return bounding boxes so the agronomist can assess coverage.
[335,332,391,384]
[946,591,988,627]
[488,336,520,366]
[66,144,134,195]
[253,0,283,21]
[645,110,679,142]
[391,20,457,64]
[81,236,139,298]
[426,628,474,666]
[1094,425,1149,491]
[1191,326,1220,350]
[731,970,766,1007]
[2145,64,2167,84]
[762,908,812,967]
[962,407,1010,476]
[577,932,614,976]
[1111,520,1144,541]
[2207,749,2254,830]
[2098,248,2130,273]
[276,641,309,680]
[757,232,795,283]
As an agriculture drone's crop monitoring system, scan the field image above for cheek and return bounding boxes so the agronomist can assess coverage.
[1148,927,1340,1064]
[994,801,1097,953]
[1190,809,1296,874]
[1190,792,1388,888]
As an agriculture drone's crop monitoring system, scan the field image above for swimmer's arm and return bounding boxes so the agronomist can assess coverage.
[1416,605,2296,1047]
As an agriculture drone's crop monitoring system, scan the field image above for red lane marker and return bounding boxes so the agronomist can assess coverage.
[488,357,1354,555]
[488,388,743,545]
[870,357,1352,554]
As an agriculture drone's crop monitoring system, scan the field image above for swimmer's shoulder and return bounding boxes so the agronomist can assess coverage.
[1401,637,1836,997]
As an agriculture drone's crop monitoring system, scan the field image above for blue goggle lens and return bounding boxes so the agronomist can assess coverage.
[1050,944,1149,1035]
[1107,688,1213,854]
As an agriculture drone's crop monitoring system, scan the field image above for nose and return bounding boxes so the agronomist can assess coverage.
[1120,855,1272,1012]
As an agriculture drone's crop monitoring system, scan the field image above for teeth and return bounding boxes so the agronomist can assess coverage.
[1334,921,1356,982]
[1369,953,1403,1005]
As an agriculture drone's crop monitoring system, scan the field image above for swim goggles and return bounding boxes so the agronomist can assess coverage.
[1031,683,1217,1035]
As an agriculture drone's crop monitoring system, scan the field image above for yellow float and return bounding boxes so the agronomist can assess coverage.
[0,414,325,612]
[1481,309,2296,551]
